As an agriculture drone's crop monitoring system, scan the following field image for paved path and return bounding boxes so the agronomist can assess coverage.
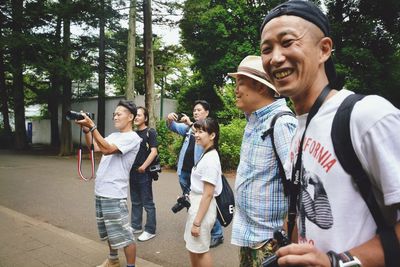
[0,149,239,266]
[0,205,161,267]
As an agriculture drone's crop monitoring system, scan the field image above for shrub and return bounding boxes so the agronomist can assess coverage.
[219,118,245,171]
[156,118,245,172]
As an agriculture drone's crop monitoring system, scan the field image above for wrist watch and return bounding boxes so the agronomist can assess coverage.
[338,251,362,267]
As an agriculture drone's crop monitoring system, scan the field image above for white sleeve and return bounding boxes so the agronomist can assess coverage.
[351,96,400,206]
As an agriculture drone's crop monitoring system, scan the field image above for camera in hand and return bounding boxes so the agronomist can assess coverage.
[66,110,95,121]
[176,113,185,121]
[262,228,291,267]
[171,194,191,213]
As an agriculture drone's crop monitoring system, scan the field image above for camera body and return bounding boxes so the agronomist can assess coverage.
[66,110,95,121]
[262,229,291,267]
[149,164,161,173]
[176,113,185,121]
[171,194,191,213]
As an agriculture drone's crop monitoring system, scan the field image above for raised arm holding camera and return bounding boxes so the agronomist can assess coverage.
[74,100,141,267]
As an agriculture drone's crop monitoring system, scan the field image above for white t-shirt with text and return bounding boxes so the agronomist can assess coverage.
[287,89,400,252]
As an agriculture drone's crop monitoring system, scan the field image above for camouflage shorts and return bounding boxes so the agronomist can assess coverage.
[239,240,277,267]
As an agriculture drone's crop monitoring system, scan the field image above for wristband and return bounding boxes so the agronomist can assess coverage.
[327,251,339,267]
[89,125,97,132]
[338,251,362,267]
[193,222,201,227]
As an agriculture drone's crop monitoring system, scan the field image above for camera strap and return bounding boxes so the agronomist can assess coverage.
[77,127,95,181]
[287,84,331,241]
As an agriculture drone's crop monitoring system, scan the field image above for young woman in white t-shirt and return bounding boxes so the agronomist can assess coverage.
[184,117,223,267]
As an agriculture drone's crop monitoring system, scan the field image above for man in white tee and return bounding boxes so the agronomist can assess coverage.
[75,100,141,267]
[260,1,400,266]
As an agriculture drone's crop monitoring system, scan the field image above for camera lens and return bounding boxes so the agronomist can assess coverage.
[66,111,84,121]
[171,202,184,213]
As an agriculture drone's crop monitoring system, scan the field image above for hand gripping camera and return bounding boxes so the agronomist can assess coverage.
[262,228,291,267]
[176,113,185,121]
[66,110,95,121]
[171,194,191,213]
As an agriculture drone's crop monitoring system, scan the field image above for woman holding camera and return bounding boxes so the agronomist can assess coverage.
[129,106,158,242]
[184,117,222,267]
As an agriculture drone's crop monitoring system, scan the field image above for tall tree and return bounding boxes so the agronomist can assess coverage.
[59,0,73,156]
[143,0,156,127]
[48,14,62,147]
[326,0,400,106]
[0,10,12,137]
[98,0,106,136]
[126,0,136,101]
[11,0,28,150]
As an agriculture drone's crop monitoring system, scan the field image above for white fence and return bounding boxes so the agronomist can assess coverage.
[29,95,177,145]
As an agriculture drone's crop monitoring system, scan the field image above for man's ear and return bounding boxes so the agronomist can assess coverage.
[320,37,333,63]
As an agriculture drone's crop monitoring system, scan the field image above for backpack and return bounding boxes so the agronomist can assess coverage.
[261,111,296,196]
[331,93,400,267]
[215,174,235,227]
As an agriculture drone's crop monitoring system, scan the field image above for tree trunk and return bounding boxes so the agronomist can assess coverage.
[59,1,73,156]
[0,17,12,138]
[11,0,28,150]
[97,0,106,136]
[49,16,62,147]
[143,0,156,128]
[125,0,136,101]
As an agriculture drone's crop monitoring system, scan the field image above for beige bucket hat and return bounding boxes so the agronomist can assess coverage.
[228,55,279,96]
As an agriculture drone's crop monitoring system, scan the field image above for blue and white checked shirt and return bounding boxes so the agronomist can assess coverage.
[231,99,297,247]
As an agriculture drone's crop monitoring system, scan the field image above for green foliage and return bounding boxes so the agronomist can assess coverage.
[326,0,400,106]
[155,120,181,168]
[216,83,244,124]
[219,118,246,171]
[175,73,223,118]
[180,0,280,88]
[155,118,245,171]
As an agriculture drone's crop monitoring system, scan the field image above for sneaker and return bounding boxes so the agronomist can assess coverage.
[96,258,120,267]
[132,228,143,234]
[138,231,156,241]
[210,236,224,248]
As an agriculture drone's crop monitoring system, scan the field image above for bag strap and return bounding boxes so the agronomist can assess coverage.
[331,93,400,267]
[261,111,295,196]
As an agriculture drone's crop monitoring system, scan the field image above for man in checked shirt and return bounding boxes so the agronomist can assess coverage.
[228,55,297,267]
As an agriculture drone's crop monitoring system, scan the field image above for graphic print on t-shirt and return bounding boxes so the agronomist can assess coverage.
[298,165,333,239]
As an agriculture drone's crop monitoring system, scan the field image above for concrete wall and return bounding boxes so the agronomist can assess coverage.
[30,95,177,145]
[31,120,51,144]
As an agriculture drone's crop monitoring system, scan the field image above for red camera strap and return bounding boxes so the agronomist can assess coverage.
[77,127,96,181]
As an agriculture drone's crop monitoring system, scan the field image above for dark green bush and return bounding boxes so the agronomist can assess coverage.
[156,118,245,171]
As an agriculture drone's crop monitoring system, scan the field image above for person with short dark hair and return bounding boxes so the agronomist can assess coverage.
[228,55,297,266]
[260,1,400,266]
[75,100,141,267]
[167,100,225,248]
[129,106,158,242]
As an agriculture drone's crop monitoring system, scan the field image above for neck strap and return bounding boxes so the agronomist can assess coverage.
[287,84,331,240]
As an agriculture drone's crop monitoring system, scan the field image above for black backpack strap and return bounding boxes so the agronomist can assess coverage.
[262,111,295,196]
[331,94,400,267]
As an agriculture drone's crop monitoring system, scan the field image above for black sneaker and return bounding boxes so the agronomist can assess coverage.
[210,236,224,248]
